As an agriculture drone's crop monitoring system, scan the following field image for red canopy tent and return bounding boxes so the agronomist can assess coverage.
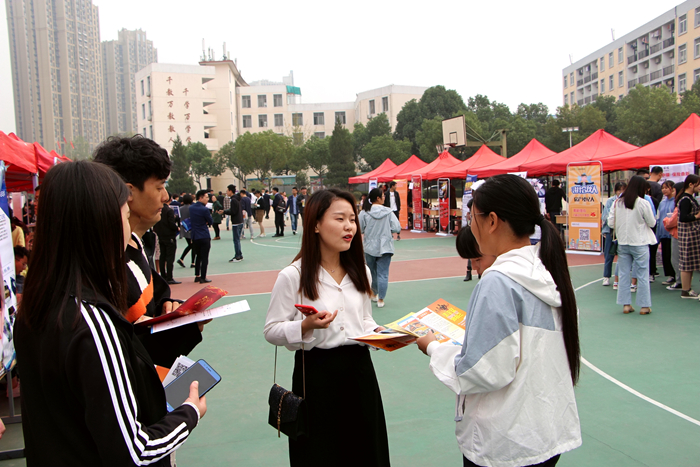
[0,131,39,192]
[430,145,506,179]
[396,150,461,180]
[520,130,637,176]
[376,155,427,182]
[348,158,397,184]
[478,139,556,177]
[602,113,700,171]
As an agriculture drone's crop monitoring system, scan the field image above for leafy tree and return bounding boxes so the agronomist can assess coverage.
[590,95,618,134]
[506,116,539,157]
[415,117,445,162]
[215,141,254,188]
[298,136,331,187]
[185,141,223,189]
[235,131,291,187]
[361,135,412,170]
[541,104,606,152]
[326,120,356,188]
[420,85,467,119]
[393,99,422,153]
[168,135,196,194]
[515,103,549,125]
[615,85,683,146]
[366,113,392,139]
[66,135,91,161]
[295,172,309,189]
[680,81,700,120]
[352,122,370,164]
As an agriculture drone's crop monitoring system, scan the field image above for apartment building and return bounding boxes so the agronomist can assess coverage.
[563,0,700,107]
[6,0,105,152]
[102,29,158,136]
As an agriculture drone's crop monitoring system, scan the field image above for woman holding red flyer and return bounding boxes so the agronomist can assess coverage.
[416,175,581,467]
[264,188,390,467]
[15,161,207,466]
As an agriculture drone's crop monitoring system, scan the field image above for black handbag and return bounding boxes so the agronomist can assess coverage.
[268,346,307,439]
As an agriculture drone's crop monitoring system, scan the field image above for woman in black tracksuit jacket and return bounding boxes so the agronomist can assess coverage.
[15,161,206,466]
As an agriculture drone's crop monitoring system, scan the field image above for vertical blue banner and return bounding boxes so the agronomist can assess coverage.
[0,162,9,217]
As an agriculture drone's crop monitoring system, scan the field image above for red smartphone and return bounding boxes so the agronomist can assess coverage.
[294,304,319,316]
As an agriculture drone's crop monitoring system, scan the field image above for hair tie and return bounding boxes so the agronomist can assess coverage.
[536,214,545,226]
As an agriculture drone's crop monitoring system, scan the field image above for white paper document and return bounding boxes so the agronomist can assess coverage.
[162,355,195,387]
[151,299,251,334]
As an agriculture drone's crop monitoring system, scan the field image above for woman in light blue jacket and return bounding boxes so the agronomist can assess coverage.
[359,188,401,308]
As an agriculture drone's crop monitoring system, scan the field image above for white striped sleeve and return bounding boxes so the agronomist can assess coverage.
[80,304,194,465]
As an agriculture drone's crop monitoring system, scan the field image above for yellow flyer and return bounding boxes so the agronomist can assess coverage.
[567,163,602,252]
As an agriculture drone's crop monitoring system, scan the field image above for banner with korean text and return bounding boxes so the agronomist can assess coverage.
[567,162,602,253]
[411,175,423,232]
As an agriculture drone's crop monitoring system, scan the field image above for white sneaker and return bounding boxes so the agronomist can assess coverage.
[377,299,385,308]
[259,234,266,238]
[602,278,610,286]
[613,282,618,290]
[371,295,378,302]
[649,275,655,283]
[630,284,637,293]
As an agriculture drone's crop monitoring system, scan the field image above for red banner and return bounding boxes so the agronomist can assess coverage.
[438,179,450,232]
[411,175,423,231]
[396,179,408,229]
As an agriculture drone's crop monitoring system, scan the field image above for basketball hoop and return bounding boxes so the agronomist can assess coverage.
[436,144,444,154]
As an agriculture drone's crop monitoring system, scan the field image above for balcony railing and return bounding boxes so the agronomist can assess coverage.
[628,54,638,65]
[663,65,675,76]
[577,99,584,106]
[650,43,663,54]
[592,72,598,80]
[639,74,650,84]
[584,96,591,104]
[628,78,638,88]
[650,70,662,80]
[663,37,675,49]
[584,75,592,84]
[577,79,584,87]
[638,49,650,60]
[592,93,599,102]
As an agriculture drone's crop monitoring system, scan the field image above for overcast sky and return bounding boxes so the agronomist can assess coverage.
[0,0,681,136]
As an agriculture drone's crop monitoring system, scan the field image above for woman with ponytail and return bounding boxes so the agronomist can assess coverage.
[416,174,581,467]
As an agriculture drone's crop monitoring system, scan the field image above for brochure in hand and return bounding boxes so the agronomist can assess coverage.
[351,299,466,351]
[136,285,228,327]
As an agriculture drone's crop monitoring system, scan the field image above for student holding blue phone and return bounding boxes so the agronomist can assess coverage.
[15,161,208,466]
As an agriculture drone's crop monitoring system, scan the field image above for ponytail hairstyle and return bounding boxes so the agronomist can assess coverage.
[363,188,384,212]
[622,175,646,210]
[472,174,580,385]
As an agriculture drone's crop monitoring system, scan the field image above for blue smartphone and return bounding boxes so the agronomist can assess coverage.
[164,359,221,412]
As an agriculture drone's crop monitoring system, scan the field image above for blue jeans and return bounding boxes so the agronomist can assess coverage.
[617,244,651,307]
[365,253,392,299]
[231,224,243,259]
[603,232,615,278]
[290,212,298,232]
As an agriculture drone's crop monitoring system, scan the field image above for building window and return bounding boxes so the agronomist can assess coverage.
[230,91,232,104]
[242,96,251,108]
[369,99,375,115]
[601,79,605,93]
[313,112,325,125]
[679,73,687,92]
[564,95,568,105]
[140,80,144,96]
[274,114,283,127]
[143,127,146,136]
[292,113,303,126]
[695,68,700,83]
[618,71,624,87]
[149,126,153,139]
[680,44,688,64]
[335,111,346,124]
[570,92,574,103]
[600,57,605,72]
[680,14,687,35]
[148,101,151,118]
[696,7,700,27]
[142,103,145,119]
[609,52,613,68]
[242,115,252,128]
[258,95,267,107]
[293,132,303,145]
[382,96,389,112]
[259,114,268,127]
[618,47,623,63]
[610,75,614,90]
[315,132,325,139]
[619,95,624,101]
[273,94,283,107]
[147,76,151,96]
[564,75,568,88]
[695,38,700,59]
[569,72,574,85]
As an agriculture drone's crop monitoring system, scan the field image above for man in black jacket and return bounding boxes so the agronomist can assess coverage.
[223,184,244,262]
[297,186,308,222]
[154,202,180,284]
[271,187,285,237]
[384,181,401,239]
[262,188,272,219]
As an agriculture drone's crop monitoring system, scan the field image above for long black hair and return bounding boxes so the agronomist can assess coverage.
[19,161,130,330]
[472,174,580,385]
[295,188,371,300]
[456,226,482,259]
[362,188,384,212]
[622,175,646,210]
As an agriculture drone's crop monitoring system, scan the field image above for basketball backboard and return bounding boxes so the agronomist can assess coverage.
[442,115,466,147]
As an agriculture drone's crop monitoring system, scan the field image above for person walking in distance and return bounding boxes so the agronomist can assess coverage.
[190,190,214,283]
[262,188,272,219]
[254,190,267,237]
[177,194,196,269]
[545,179,566,238]
[223,184,243,262]
[297,187,308,223]
[153,200,180,284]
[383,181,401,240]
[272,187,286,237]
[288,187,300,234]
[239,189,254,239]
[211,194,223,240]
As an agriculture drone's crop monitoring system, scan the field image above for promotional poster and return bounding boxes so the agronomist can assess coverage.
[567,163,602,252]
[395,179,408,229]
[411,175,423,232]
[437,178,450,235]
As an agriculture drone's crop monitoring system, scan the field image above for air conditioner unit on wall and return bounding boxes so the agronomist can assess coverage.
[655,56,662,64]
[643,61,649,68]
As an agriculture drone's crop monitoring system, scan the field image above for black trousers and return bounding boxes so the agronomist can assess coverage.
[159,238,177,281]
[463,454,559,467]
[213,223,220,238]
[275,211,285,235]
[649,242,659,276]
[192,238,211,279]
[660,237,675,277]
[180,237,196,264]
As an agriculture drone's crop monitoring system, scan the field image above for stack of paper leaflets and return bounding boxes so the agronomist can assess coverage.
[351,299,466,351]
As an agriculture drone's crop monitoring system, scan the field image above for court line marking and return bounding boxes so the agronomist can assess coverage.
[575,278,700,428]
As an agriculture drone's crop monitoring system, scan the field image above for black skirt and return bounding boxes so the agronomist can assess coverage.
[289,345,391,467]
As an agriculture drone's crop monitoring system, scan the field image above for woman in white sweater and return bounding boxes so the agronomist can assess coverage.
[417,175,581,467]
[608,175,657,314]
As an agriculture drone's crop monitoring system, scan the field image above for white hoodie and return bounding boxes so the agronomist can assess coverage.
[426,244,581,467]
